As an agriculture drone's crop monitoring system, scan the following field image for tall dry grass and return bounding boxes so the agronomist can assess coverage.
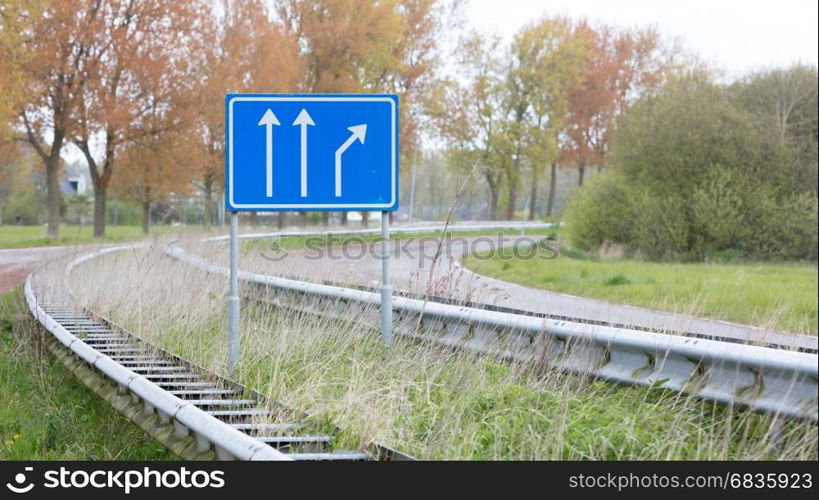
[67,237,818,460]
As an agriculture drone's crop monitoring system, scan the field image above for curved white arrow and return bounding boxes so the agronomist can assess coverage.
[292,109,315,197]
[258,109,280,197]
[334,124,367,197]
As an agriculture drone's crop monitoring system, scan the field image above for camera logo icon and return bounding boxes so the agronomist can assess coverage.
[6,467,34,494]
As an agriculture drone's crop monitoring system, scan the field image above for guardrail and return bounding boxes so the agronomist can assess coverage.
[203,221,555,242]
[25,270,291,461]
[167,240,818,421]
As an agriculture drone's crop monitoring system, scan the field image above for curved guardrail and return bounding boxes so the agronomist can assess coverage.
[25,248,404,461]
[167,241,819,421]
[25,271,290,460]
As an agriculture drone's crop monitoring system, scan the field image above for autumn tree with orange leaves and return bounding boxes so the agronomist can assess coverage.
[190,0,302,230]
[9,0,92,238]
[560,23,672,190]
[278,0,459,226]
[69,0,207,237]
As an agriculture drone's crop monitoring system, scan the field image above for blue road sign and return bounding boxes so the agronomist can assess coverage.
[225,94,399,211]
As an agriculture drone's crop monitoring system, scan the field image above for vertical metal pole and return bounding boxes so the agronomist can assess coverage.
[228,211,240,373]
[380,210,393,347]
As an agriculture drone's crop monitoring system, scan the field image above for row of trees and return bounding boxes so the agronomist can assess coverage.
[1,0,458,237]
[431,17,674,220]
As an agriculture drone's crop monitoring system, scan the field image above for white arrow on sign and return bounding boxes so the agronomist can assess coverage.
[258,109,280,197]
[292,109,315,197]
[334,124,367,197]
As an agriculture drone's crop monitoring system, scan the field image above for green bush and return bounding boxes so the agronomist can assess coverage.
[566,166,818,260]
[565,71,818,261]
[630,188,691,259]
[2,189,45,225]
[564,172,636,251]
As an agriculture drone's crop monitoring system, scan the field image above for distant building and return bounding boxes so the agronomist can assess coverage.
[61,162,90,196]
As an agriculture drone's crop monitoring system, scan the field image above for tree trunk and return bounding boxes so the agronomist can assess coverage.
[488,187,499,220]
[141,200,150,235]
[340,212,348,226]
[321,212,329,227]
[299,212,308,227]
[578,162,586,186]
[361,211,369,227]
[203,177,213,231]
[546,162,557,217]
[46,159,61,238]
[505,182,517,220]
[277,212,285,229]
[93,187,106,238]
[528,165,540,221]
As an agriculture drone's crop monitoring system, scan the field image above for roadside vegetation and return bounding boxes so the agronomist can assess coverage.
[466,242,818,334]
[0,224,178,249]
[68,246,818,460]
[565,68,817,262]
[0,288,174,460]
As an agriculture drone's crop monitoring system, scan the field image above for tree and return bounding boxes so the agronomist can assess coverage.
[430,34,506,219]
[566,71,816,260]
[112,67,193,234]
[561,23,671,188]
[732,65,818,192]
[10,0,94,237]
[69,0,206,237]
[506,17,589,220]
[191,0,301,230]
[279,0,458,225]
[0,0,36,142]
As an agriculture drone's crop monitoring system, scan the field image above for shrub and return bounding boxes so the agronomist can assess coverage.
[564,171,636,251]
[565,71,818,261]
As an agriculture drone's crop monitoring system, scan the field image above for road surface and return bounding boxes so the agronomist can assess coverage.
[0,245,83,295]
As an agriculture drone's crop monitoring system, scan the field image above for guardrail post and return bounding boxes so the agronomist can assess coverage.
[228,211,240,373]
[380,211,393,347]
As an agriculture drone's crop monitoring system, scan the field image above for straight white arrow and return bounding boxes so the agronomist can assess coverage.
[334,124,367,197]
[258,109,280,197]
[292,109,315,197]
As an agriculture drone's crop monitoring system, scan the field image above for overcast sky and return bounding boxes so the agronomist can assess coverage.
[466,0,818,78]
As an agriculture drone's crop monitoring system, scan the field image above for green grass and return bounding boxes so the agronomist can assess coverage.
[0,288,175,460]
[466,245,818,334]
[0,224,176,249]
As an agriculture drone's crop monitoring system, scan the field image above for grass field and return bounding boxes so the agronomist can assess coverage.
[0,288,175,460]
[466,244,818,334]
[0,224,178,249]
[67,246,818,460]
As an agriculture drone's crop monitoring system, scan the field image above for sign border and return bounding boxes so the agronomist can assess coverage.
[225,93,399,211]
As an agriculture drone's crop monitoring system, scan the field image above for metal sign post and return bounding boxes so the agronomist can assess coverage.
[227,210,240,373]
[225,93,399,354]
[380,210,393,346]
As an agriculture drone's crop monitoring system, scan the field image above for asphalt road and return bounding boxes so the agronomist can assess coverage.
[0,245,82,295]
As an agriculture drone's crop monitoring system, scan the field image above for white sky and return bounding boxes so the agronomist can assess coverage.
[466,0,819,78]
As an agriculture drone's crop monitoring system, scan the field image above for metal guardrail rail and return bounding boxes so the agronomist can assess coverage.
[25,253,398,461]
[166,238,819,421]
